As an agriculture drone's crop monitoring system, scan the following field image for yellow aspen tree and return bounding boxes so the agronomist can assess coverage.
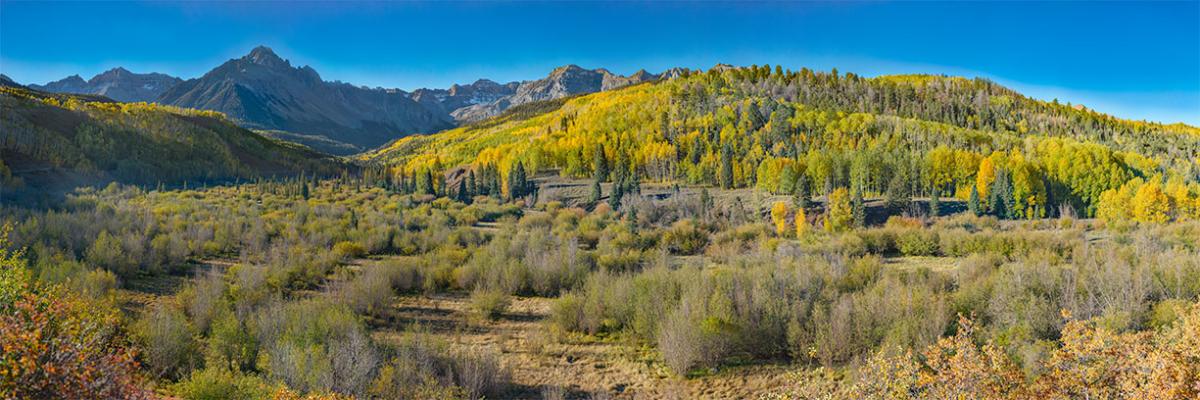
[771,201,789,236]
[794,207,809,237]
[825,188,852,232]
[1133,180,1171,223]
[976,156,996,203]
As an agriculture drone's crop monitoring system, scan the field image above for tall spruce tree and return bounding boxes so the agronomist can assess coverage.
[719,144,735,189]
[968,185,982,216]
[851,188,866,227]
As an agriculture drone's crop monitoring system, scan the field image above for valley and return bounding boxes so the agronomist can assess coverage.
[2,42,1199,400]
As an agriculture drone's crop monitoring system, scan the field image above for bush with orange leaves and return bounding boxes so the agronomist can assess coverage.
[0,225,149,399]
[773,302,1200,400]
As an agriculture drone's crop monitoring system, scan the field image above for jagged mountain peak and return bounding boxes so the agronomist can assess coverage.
[30,69,181,103]
[245,45,288,67]
[157,46,452,155]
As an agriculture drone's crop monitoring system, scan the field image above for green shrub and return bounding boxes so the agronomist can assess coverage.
[897,229,940,256]
[172,367,272,400]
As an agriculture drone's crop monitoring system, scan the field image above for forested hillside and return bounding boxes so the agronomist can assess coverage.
[0,84,348,205]
[367,66,1200,224]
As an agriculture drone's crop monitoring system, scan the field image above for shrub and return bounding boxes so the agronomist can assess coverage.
[469,288,511,321]
[133,303,199,379]
[172,366,272,400]
[897,229,940,256]
[337,265,395,316]
[662,219,709,255]
[451,346,509,399]
[332,241,366,260]
[549,293,584,333]
[0,238,149,399]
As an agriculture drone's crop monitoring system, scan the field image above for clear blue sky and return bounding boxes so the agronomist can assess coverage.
[2,1,1197,124]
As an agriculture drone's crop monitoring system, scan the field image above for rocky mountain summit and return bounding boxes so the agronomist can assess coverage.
[30,67,182,103]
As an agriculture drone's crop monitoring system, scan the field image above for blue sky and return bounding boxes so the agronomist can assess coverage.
[2,1,1197,124]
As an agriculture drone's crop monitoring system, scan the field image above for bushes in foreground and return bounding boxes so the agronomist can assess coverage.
[775,300,1200,399]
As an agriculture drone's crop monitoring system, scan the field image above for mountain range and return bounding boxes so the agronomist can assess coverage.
[22,46,669,155]
[29,67,182,103]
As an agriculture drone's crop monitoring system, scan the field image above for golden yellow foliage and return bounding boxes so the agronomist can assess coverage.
[771,201,789,236]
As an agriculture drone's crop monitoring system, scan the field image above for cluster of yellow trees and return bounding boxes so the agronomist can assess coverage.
[1097,176,1200,224]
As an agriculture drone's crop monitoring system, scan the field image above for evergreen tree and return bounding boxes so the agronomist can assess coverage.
[794,174,810,210]
[885,168,911,211]
[968,185,981,216]
[852,188,866,227]
[988,169,1016,219]
[301,181,310,200]
[457,178,469,203]
[719,144,735,189]
[420,169,435,195]
[589,178,602,203]
[467,170,478,197]
[509,161,529,201]
[593,143,609,182]
[608,173,625,210]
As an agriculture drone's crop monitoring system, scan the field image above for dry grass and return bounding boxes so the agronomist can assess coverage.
[374,293,795,399]
[884,256,960,273]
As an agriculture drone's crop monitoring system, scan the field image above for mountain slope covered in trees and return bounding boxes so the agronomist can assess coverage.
[0,84,348,205]
[366,66,1200,223]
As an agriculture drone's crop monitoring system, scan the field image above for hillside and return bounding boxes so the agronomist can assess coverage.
[366,66,1200,221]
[0,84,348,205]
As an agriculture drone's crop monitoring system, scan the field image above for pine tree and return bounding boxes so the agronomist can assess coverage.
[719,144,735,189]
[968,185,981,216]
[593,144,609,182]
[509,161,529,201]
[794,174,810,210]
[467,170,478,197]
[988,169,1016,219]
[590,178,602,203]
[420,169,435,195]
[885,168,911,211]
[457,178,469,203]
[852,188,866,227]
[608,172,625,210]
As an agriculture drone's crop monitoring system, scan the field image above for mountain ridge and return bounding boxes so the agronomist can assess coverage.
[29,67,182,103]
[19,46,678,154]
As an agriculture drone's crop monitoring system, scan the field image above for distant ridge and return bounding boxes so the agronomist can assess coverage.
[30,67,182,103]
[19,46,683,154]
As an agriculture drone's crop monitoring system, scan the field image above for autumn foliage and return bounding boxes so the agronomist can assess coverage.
[776,302,1200,400]
[0,226,149,400]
